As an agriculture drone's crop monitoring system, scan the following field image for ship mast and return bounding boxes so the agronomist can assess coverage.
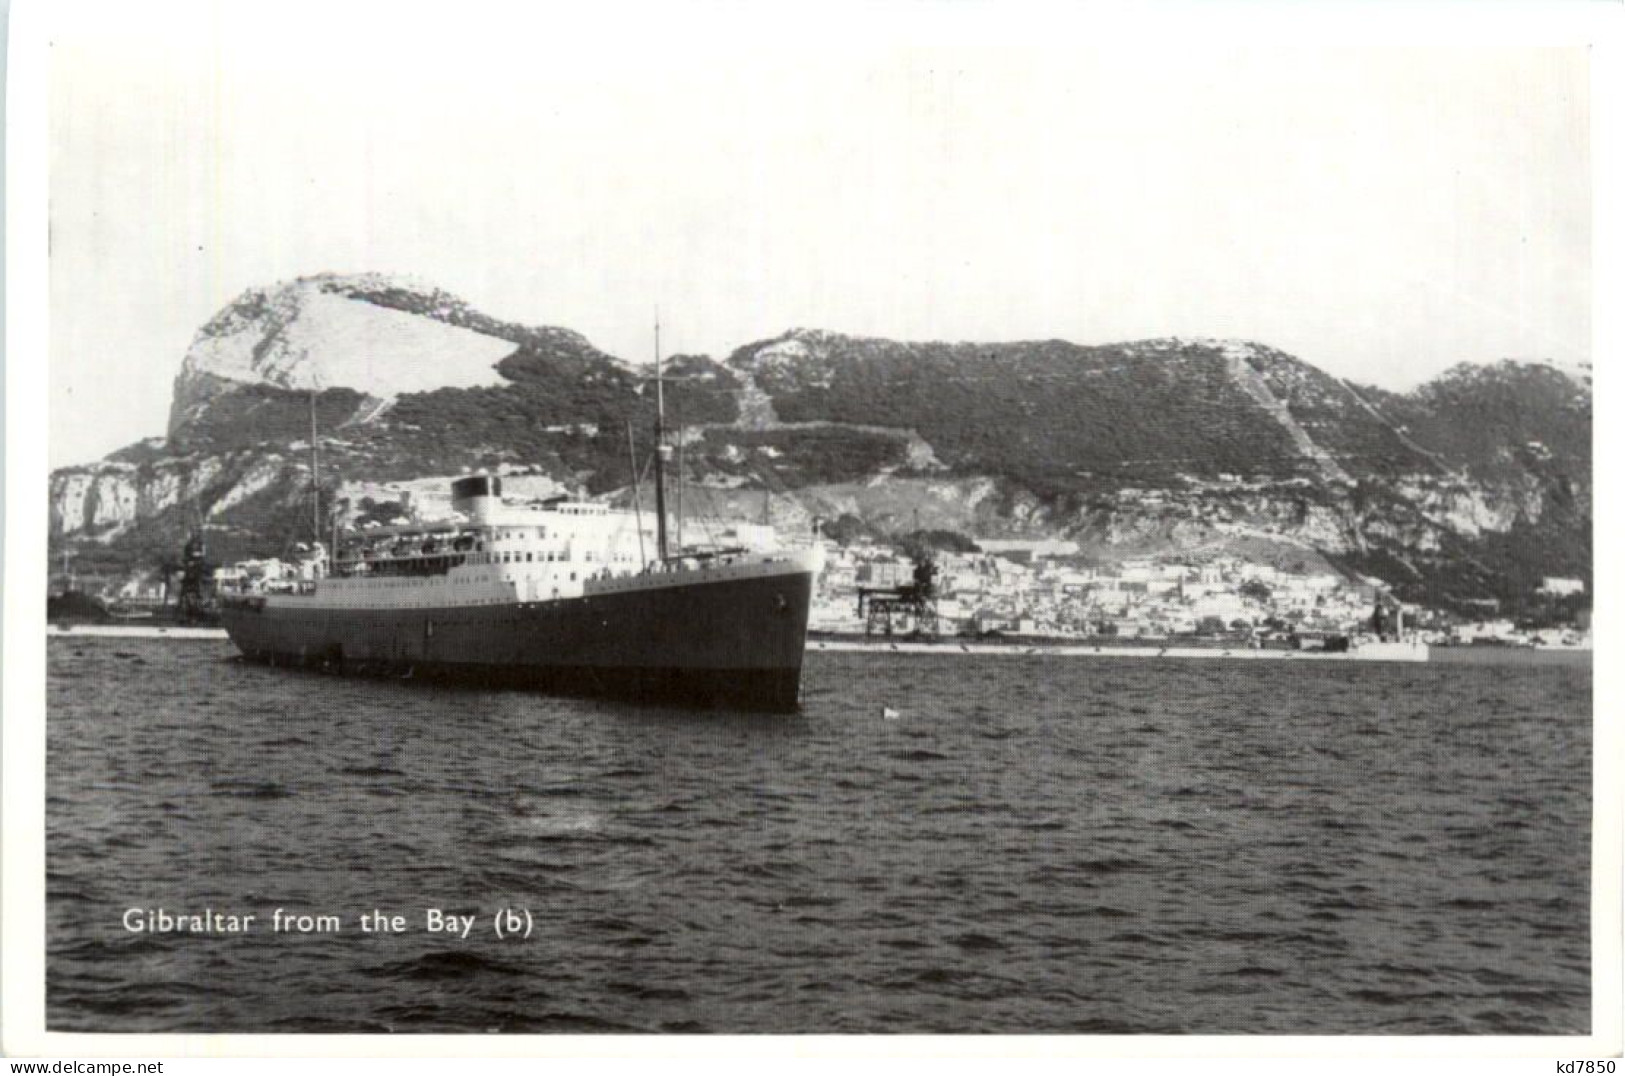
[309,388,322,545]
[626,419,647,564]
[652,313,670,562]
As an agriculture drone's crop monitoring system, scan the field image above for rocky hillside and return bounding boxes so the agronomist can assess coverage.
[50,275,1590,613]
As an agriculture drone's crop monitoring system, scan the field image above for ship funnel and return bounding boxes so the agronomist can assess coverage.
[451,474,503,524]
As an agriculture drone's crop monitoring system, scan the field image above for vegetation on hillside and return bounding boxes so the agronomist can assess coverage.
[897,528,981,555]
[171,386,368,452]
[728,334,1368,494]
[1242,350,1441,477]
[1353,362,1590,490]
[694,427,908,487]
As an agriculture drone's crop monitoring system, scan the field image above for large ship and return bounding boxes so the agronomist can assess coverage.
[218,332,821,712]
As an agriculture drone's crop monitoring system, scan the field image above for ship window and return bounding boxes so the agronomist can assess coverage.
[570,572,576,581]
[526,552,533,562]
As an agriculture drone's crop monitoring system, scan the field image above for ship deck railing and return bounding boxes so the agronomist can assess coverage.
[334,549,471,578]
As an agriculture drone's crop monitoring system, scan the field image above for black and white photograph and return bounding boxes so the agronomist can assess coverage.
[4,0,1618,1060]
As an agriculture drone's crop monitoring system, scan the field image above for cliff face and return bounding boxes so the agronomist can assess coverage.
[51,276,1590,611]
[168,273,521,440]
[51,451,216,538]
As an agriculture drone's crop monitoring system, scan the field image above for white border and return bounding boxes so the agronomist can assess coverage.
[6,0,1622,1063]
[5,0,52,1055]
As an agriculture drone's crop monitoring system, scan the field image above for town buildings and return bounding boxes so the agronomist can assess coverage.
[810,540,1587,648]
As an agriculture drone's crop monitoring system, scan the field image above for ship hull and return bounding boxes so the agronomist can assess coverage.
[220,568,814,712]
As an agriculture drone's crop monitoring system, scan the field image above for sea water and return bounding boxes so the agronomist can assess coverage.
[45,637,1591,1034]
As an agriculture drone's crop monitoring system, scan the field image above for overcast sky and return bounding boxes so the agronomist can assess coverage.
[46,3,1592,467]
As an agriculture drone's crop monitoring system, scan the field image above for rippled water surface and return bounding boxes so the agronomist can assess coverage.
[47,638,1591,1034]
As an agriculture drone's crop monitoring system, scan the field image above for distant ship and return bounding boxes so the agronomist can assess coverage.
[50,527,222,628]
[218,326,821,712]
